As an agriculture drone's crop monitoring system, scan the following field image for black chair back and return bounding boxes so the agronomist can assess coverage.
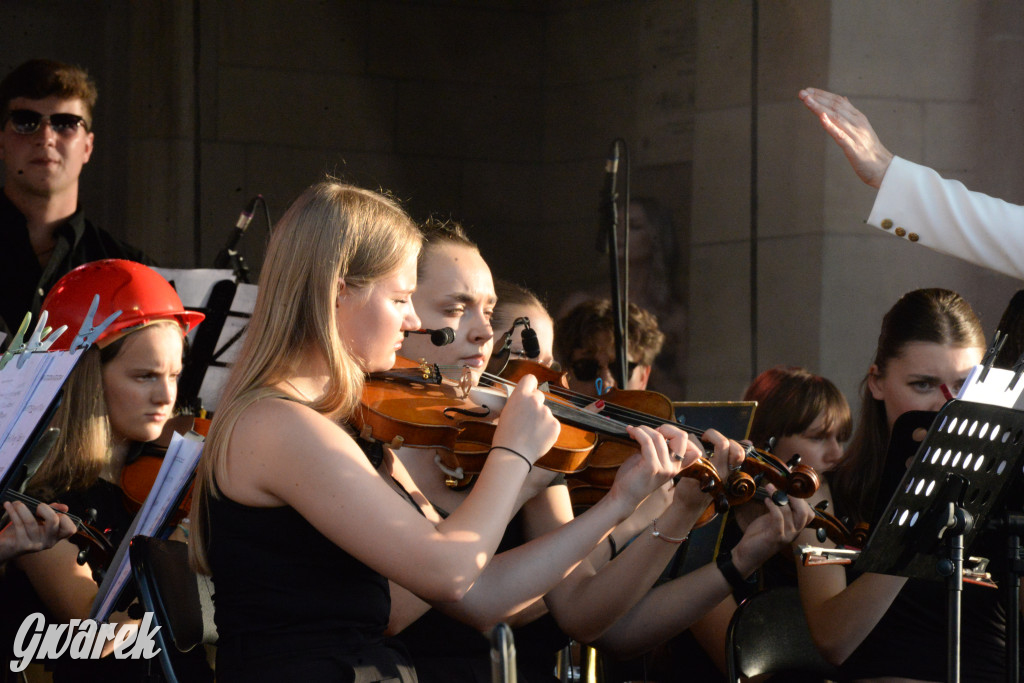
[725,586,842,682]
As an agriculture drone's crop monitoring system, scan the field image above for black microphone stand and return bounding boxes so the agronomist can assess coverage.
[214,195,264,284]
[599,138,629,390]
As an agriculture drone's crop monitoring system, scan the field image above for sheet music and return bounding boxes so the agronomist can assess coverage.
[0,353,49,445]
[212,316,249,364]
[956,364,1024,408]
[231,283,258,314]
[90,431,204,622]
[0,351,81,484]
[151,268,234,308]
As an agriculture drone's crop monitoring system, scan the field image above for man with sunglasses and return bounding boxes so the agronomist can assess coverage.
[554,298,666,398]
[0,58,149,336]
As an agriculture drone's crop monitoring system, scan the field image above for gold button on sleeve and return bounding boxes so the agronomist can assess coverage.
[908,233,919,242]
[894,227,906,237]
[881,219,893,229]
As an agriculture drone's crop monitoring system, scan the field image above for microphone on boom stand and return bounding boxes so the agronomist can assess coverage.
[214,194,263,283]
[596,142,620,254]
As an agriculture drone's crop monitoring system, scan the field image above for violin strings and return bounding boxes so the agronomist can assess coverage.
[430,365,787,475]
[3,489,85,528]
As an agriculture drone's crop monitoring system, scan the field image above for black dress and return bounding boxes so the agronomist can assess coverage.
[207,482,417,682]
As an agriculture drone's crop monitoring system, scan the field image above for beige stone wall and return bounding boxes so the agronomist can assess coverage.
[689,0,1024,416]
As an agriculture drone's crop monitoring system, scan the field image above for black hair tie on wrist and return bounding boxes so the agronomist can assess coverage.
[489,446,532,473]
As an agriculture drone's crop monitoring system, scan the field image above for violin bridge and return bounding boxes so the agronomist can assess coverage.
[458,368,473,399]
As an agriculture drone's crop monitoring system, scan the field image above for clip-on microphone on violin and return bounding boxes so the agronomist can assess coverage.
[491,317,540,377]
[404,327,455,346]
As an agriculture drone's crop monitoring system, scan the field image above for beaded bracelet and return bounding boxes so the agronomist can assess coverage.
[650,518,687,544]
[489,445,532,473]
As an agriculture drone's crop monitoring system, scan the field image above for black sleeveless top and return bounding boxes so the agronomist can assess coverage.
[396,477,570,683]
[208,483,415,682]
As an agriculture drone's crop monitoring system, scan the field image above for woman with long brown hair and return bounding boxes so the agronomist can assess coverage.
[795,288,1011,682]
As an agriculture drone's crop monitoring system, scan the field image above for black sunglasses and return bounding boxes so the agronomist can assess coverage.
[570,357,639,382]
[7,109,89,136]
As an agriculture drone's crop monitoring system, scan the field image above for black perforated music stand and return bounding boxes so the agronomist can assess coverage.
[854,399,1024,683]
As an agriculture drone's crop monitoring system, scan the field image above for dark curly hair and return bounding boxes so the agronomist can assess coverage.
[554,298,664,367]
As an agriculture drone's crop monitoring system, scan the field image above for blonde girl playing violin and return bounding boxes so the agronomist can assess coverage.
[188,182,667,682]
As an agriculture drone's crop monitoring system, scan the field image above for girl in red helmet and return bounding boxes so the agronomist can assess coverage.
[0,259,208,680]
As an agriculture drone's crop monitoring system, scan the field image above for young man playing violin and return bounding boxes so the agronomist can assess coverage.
[392,220,814,682]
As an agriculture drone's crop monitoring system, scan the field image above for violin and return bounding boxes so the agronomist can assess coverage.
[740,487,861,548]
[356,357,729,509]
[496,359,818,505]
[355,356,597,479]
[120,414,210,524]
[368,358,737,507]
[2,489,115,571]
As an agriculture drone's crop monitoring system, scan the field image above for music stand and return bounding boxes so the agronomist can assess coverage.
[155,268,257,414]
[854,398,1024,683]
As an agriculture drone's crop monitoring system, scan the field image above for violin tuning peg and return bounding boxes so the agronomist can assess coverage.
[815,500,830,512]
[770,490,789,507]
[766,436,777,453]
[77,548,89,566]
[786,453,802,468]
[816,528,827,543]
[83,508,98,525]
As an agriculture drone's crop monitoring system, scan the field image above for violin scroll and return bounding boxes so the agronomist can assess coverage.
[724,469,757,502]
[738,444,820,499]
[785,463,821,498]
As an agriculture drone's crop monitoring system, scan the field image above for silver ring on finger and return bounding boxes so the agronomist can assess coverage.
[671,452,683,462]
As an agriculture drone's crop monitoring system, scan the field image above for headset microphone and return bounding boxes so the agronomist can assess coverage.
[404,328,455,346]
[520,326,541,359]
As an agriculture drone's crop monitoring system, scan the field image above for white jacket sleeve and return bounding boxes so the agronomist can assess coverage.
[867,156,1024,280]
